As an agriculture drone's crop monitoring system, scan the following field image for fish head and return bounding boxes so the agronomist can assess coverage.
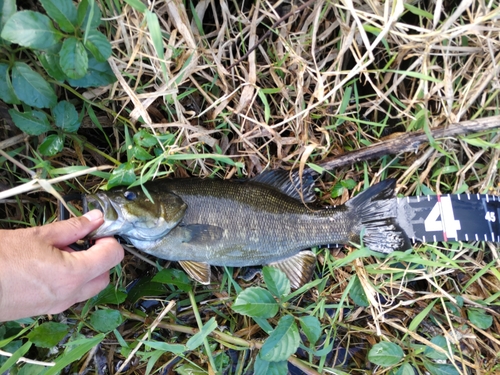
[86,187,187,241]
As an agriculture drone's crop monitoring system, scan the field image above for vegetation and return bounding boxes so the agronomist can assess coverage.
[1,0,499,374]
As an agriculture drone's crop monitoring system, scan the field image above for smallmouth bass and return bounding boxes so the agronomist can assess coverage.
[88,171,410,288]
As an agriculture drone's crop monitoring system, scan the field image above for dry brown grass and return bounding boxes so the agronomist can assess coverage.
[1,0,500,374]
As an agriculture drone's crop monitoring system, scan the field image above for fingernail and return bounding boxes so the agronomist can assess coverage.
[83,209,103,221]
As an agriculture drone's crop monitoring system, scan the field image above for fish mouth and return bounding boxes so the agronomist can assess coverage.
[86,193,123,239]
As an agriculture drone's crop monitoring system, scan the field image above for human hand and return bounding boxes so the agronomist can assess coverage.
[0,210,124,322]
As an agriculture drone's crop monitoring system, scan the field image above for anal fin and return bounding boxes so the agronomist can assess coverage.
[178,261,211,285]
[268,250,316,290]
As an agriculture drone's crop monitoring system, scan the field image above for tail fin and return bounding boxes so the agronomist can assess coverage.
[346,179,411,253]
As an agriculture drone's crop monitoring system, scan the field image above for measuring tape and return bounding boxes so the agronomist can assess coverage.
[397,193,500,244]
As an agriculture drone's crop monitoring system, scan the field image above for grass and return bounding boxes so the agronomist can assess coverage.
[1,0,500,374]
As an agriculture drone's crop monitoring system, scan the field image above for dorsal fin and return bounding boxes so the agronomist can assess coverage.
[252,170,317,203]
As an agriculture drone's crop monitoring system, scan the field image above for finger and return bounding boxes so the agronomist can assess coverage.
[67,237,124,284]
[38,210,104,248]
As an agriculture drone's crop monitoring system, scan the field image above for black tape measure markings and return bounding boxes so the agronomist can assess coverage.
[400,193,500,244]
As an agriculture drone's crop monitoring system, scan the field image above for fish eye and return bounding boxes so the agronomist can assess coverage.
[124,191,137,201]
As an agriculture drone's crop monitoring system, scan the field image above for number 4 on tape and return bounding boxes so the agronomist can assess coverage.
[424,196,461,241]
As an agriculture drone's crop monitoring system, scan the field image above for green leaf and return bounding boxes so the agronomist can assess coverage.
[232,287,279,319]
[45,334,105,375]
[27,322,69,348]
[106,162,136,188]
[0,63,19,104]
[0,10,61,49]
[395,363,417,375]
[186,317,218,351]
[38,52,66,81]
[0,0,16,31]
[11,62,57,108]
[262,266,290,298]
[89,309,123,332]
[467,308,493,329]
[142,341,186,354]
[67,57,116,87]
[8,109,52,135]
[299,316,321,346]
[368,342,404,367]
[423,336,450,360]
[126,275,167,303]
[90,284,127,305]
[132,146,153,161]
[52,100,80,132]
[81,0,102,29]
[123,0,147,12]
[84,29,111,62]
[175,363,206,375]
[0,341,32,374]
[260,315,300,362]
[134,129,158,147]
[38,134,64,156]
[152,268,192,292]
[423,360,460,375]
[60,37,88,79]
[254,356,288,375]
[40,0,78,33]
[349,275,369,307]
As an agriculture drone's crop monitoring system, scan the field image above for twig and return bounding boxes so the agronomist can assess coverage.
[0,349,55,367]
[228,0,317,70]
[0,133,28,150]
[313,115,500,172]
[116,300,176,374]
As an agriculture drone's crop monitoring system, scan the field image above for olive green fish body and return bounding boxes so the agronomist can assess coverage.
[130,178,358,266]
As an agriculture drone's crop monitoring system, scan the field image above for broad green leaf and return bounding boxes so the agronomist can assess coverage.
[0,0,16,31]
[152,268,192,292]
[90,309,123,332]
[424,336,450,360]
[82,0,102,29]
[8,109,52,135]
[175,363,206,375]
[262,266,290,298]
[126,275,167,303]
[11,62,57,108]
[186,317,218,351]
[90,284,127,305]
[134,129,158,147]
[467,308,493,329]
[349,275,369,307]
[0,10,61,49]
[260,315,300,362]
[45,334,105,375]
[423,360,460,375]
[142,340,186,354]
[40,0,77,33]
[106,162,136,188]
[38,134,64,156]
[132,146,154,161]
[84,29,111,62]
[27,322,69,348]
[17,364,45,375]
[0,63,19,104]
[67,57,116,87]
[299,316,321,346]
[395,363,417,375]
[232,287,279,319]
[38,52,66,81]
[254,356,288,375]
[52,100,80,132]
[368,342,404,366]
[60,37,88,79]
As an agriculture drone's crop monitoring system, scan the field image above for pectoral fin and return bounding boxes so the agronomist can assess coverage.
[178,261,211,285]
[268,250,316,290]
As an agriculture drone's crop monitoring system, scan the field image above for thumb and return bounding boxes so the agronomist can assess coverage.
[38,210,105,248]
